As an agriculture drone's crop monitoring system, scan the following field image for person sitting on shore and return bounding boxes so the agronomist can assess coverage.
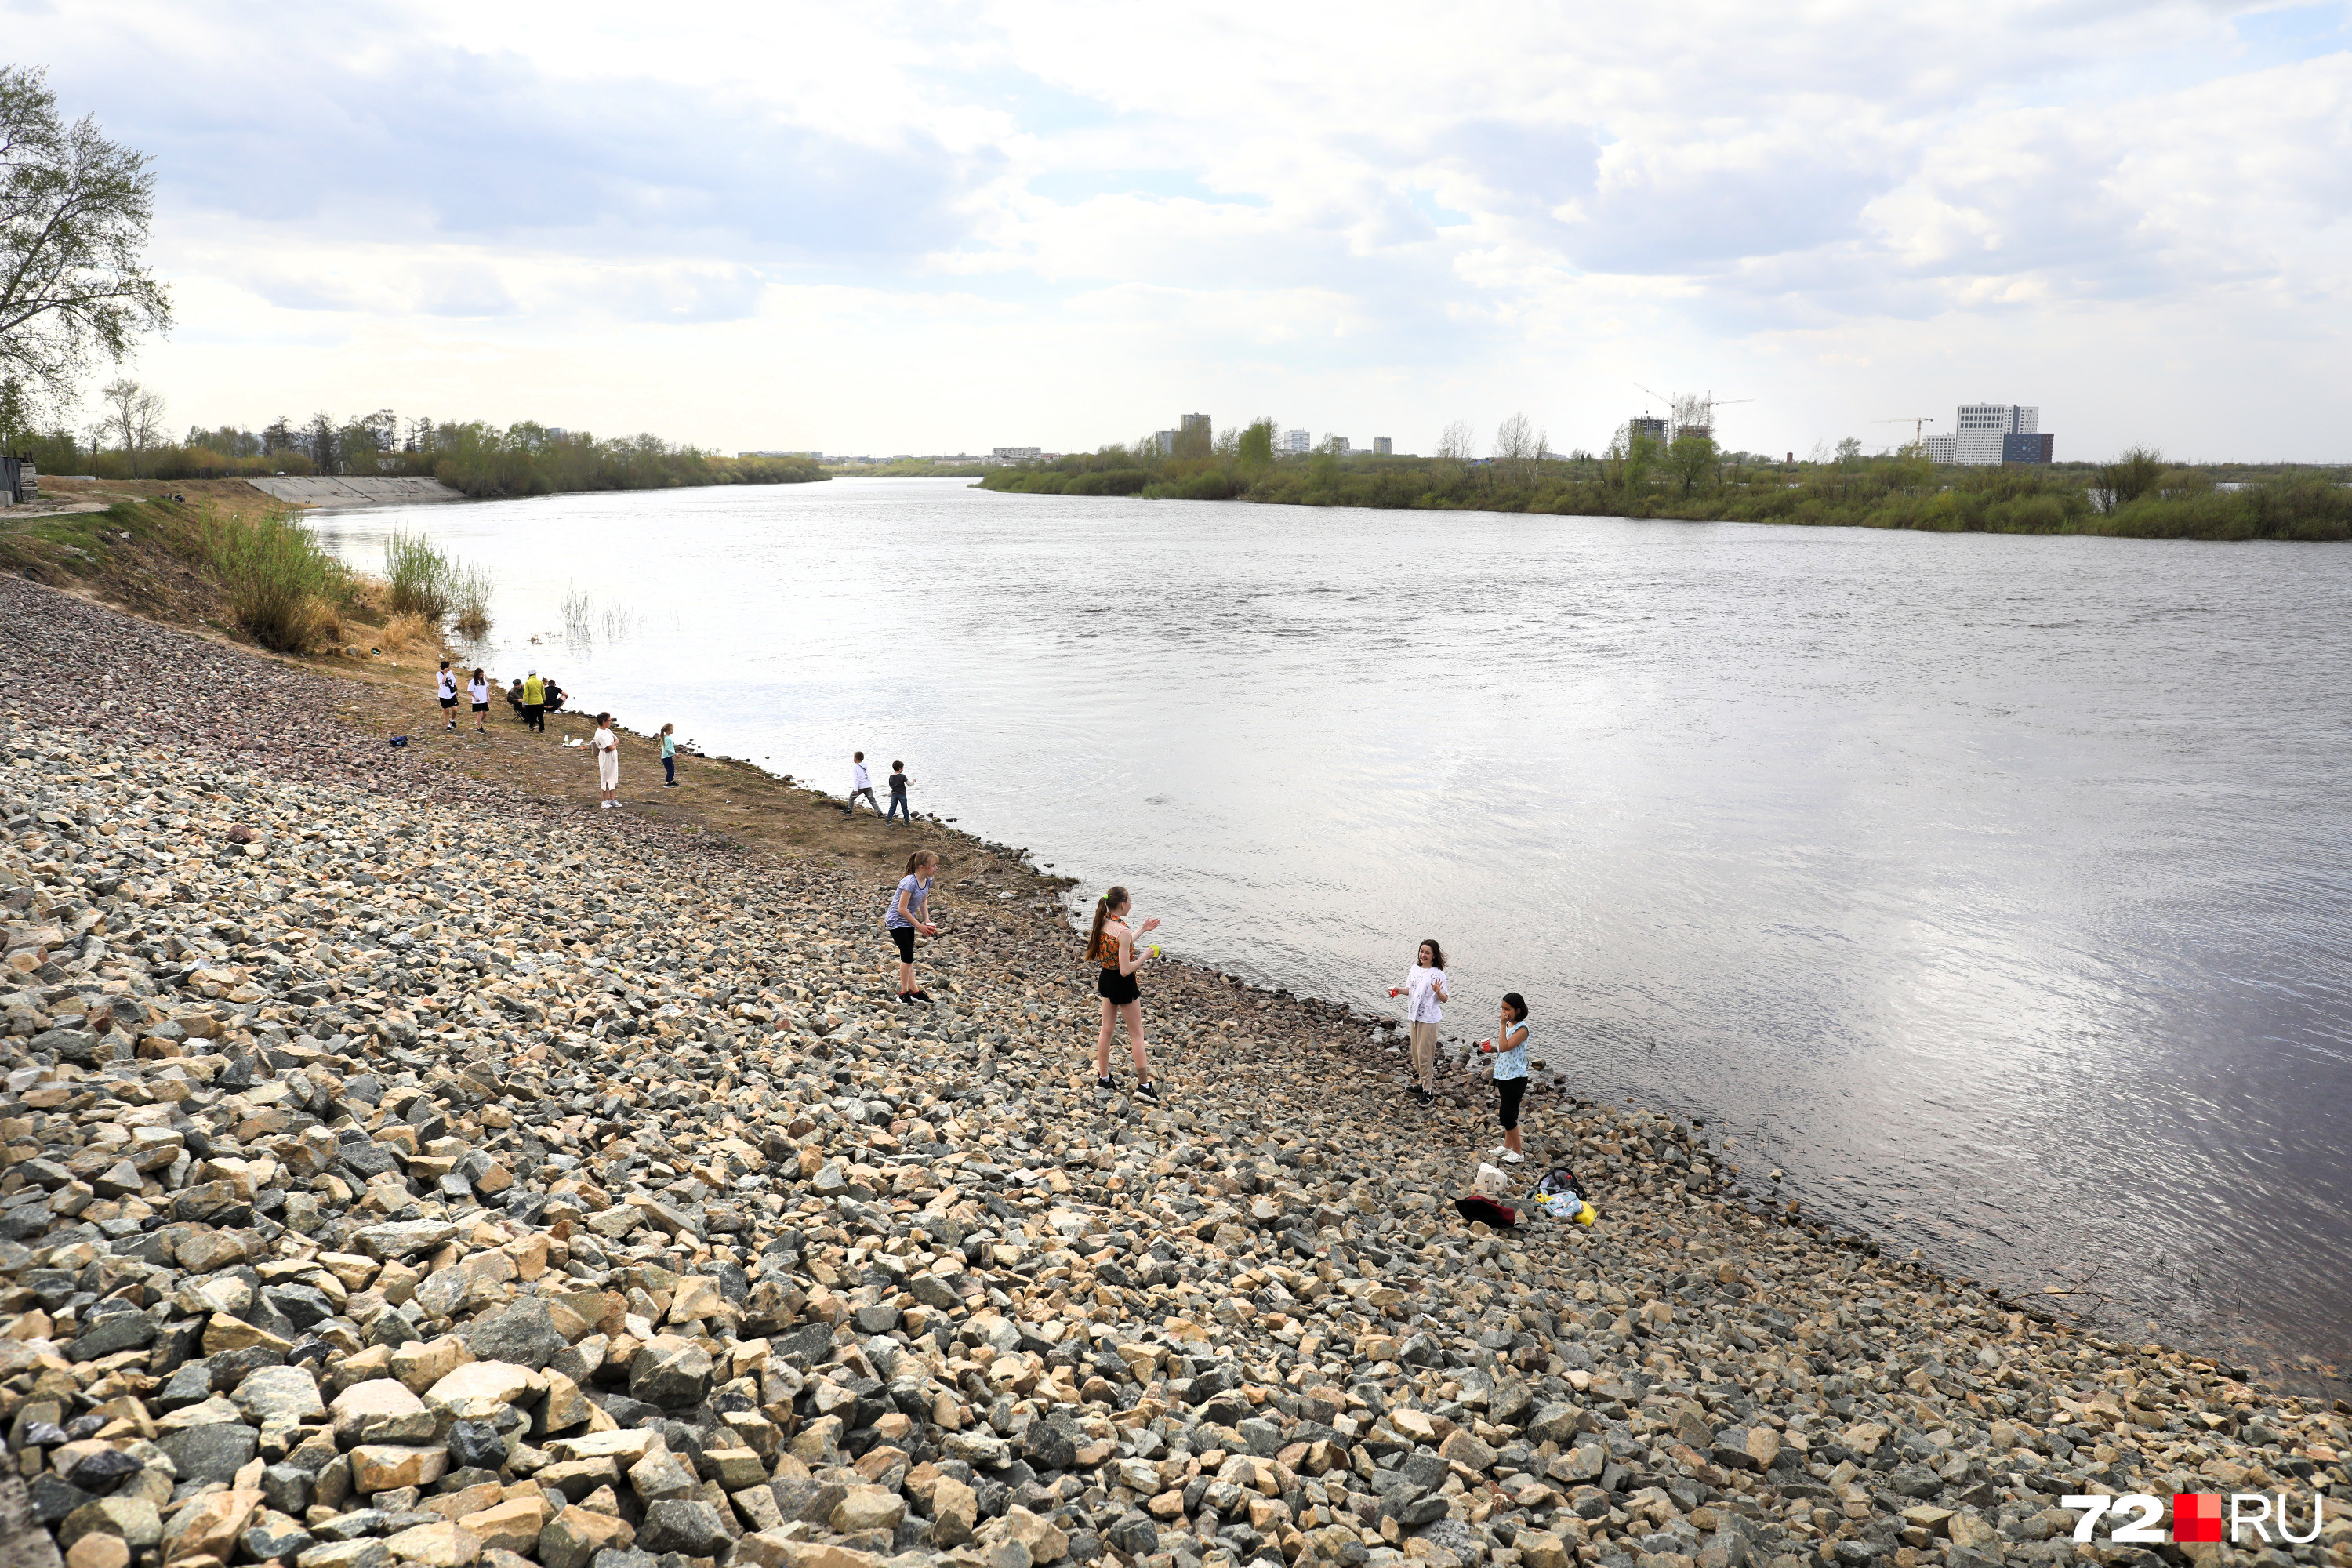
[543,677,567,713]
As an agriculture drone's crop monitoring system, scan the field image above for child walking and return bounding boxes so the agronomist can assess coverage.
[436,661,459,730]
[660,724,678,787]
[1478,992,1531,1163]
[468,668,490,734]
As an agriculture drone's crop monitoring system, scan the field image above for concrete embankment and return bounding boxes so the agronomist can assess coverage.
[1,574,2347,1568]
[244,477,468,506]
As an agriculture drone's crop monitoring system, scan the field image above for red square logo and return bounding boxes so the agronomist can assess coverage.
[2174,1494,2223,1544]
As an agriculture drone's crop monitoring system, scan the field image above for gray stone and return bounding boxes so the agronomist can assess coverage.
[158,1421,260,1484]
[626,1337,711,1409]
[633,1500,731,1557]
[1105,1513,1159,1557]
[235,1364,326,1422]
[68,1311,158,1363]
[459,1299,568,1370]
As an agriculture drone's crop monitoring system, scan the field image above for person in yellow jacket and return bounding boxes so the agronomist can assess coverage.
[521,670,546,732]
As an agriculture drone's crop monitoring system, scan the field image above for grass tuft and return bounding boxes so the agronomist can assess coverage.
[194,503,350,652]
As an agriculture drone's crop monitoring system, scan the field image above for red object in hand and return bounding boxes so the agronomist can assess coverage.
[1388,988,1403,997]
[1477,1039,1495,1051]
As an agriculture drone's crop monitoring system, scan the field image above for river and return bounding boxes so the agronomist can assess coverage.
[314,476,2352,1388]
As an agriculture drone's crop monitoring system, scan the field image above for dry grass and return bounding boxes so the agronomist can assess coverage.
[379,611,441,653]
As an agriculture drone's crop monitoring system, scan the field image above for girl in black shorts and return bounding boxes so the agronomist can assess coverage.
[1085,885,1161,1101]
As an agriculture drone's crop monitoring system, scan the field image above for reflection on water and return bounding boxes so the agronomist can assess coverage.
[316,479,2352,1389]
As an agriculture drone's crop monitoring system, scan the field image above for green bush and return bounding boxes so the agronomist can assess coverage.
[384,529,453,619]
[194,505,349,652]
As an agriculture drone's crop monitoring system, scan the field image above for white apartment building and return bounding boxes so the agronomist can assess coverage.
[1933,404,2039,466]
[1282,428,1311,454]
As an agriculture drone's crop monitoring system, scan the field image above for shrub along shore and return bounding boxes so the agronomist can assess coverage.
[979,454,2352,543]
[2,574,2349,1568]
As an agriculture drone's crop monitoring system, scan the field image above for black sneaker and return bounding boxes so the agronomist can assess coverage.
[1137,1080,1160,1104]
[909,989,932,1002]
[1414,1086,1432,1104]
[897,991,915,1004]
[1096,1076,1116,1092]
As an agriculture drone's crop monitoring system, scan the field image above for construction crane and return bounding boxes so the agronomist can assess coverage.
[1636,383,1755,441]
[1875,416,1940,448]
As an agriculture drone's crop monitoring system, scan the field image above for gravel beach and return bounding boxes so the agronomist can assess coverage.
[1,573,2345,1568]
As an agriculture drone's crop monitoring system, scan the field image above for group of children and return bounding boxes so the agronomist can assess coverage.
[431,660,681,808]
[847,751,917,822]
[1390,940,1534,1160]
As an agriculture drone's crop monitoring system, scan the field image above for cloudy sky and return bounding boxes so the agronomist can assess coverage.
[18,0,2351,460]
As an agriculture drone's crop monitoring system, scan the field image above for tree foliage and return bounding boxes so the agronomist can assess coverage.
[0,67,169,412]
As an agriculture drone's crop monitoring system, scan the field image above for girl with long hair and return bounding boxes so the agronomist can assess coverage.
[1386,938,1450,1104]
[1086,886,1161,1101]
[886,850,940,1002]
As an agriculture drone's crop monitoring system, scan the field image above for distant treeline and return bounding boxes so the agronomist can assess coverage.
[978,425,2350,542]
[17,409,826,496]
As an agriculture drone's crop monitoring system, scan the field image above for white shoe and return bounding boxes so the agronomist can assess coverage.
[1501,1151,1525,1165]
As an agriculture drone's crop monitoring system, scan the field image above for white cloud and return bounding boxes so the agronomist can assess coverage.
[16,0,2350,459]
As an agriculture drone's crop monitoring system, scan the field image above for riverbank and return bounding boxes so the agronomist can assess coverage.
[5,574,2350,1568]
[977,462,2352,542]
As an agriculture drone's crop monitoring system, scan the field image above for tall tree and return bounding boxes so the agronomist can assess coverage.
[98,376,163,474]
[0,67,170,409]
[1494,412,1535,483]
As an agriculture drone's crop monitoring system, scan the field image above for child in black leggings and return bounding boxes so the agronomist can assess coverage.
[1479,992,1531,1165]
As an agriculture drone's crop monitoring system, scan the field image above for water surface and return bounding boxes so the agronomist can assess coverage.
[318,478,2352,1385]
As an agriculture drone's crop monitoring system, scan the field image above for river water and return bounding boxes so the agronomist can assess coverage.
[315,477,2352,1386]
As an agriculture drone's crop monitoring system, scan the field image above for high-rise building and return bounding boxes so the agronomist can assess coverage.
[1628,414,1668,447]
[1149,430,1176,456]
[1372,437,1392,456]
[1282,428,1311,454]
[1180,413,1211,436]
[1951,404,2039,465]
[2002,433,2054,464]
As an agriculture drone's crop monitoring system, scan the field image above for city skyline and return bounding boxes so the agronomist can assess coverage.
[14,0,2351,463]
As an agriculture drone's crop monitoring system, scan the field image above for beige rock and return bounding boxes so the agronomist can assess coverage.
[382,1521,481,1568]
[829,1483,905,1534]
[67,1535,131,1568]
[350,1443,452,1493]
[731,1539,883,1568]
[201,1314,289,1356]
[162,1487,260,1562]
[459,1498,550,1555]
[1517,1530,1570,1568]
[1744,1427,1781,1472]
[426,1360,539,1417]
[978,1505,1069,1565]
[1842,1422,1889,1456]
[666,1276,723,1323]
[546,1428,663,1465]
[1947,1513,2004,1555]
[392,1336,474,1393]
[931,1476,978,1546]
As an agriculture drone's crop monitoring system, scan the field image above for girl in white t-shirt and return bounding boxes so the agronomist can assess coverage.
[467,669,490,734]
[593,712,620,808]
[1385,938,1450,1105]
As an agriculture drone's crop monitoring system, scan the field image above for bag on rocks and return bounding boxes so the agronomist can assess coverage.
[1454,1192,1519,1228]
[1531,1165,1597,1225]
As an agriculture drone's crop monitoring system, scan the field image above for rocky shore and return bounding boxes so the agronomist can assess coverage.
[1,574,2346,1568]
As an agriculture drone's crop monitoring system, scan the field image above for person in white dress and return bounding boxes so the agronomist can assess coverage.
[593,712,621,808]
